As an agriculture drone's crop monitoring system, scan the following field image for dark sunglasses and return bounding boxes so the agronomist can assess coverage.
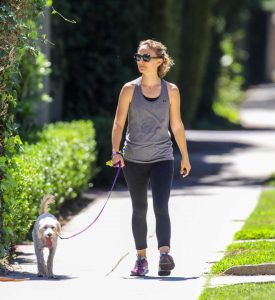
[133,53,162,62]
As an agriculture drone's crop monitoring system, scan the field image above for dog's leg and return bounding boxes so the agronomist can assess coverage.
[47,247,56,278]
[35,245,47,277]
[33,229,47,277]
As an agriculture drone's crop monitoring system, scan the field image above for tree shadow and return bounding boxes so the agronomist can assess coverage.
[172,139,266,188]
[0,270,75,281]
[3,248,76,281]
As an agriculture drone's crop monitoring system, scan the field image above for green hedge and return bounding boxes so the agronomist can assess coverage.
[265,173,275,186]
[1,120,97,258]
[92,116,114,186]
[92,116,126,188]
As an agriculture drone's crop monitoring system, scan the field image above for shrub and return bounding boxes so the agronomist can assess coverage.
[92,116,113,186]
[92,116,126,188]
[265,173,275,187]
[1,120,97,257]
[0,0,51,261]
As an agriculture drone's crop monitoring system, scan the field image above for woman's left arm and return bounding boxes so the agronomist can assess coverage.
[169,83,191,177]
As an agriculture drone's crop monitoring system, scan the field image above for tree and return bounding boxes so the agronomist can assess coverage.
[196,0,271,128]
[176,0,217,126]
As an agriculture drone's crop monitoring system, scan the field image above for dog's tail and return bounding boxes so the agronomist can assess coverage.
[40,194,55,215]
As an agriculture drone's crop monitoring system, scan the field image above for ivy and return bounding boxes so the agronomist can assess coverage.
[0,0,49,260]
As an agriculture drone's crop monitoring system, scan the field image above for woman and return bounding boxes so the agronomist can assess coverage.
[111,39,191,276]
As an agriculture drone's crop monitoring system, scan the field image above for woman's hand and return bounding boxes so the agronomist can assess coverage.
[112,153,125,168]
[180,159,191,178]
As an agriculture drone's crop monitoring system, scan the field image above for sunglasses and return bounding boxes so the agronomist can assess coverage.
[133,53,163,62]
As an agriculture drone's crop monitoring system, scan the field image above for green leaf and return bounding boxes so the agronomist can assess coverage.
[14,135,23,145]
[46,0,53,7]
[29,30,38,40]
[0,157,6,168]
[41,93,52,103]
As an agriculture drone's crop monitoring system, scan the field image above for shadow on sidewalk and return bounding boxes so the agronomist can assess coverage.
[122,275,199,282]
[3,248,75,281]
[87,137,264,195]
[172,139,265,188]
[0,270,75,281]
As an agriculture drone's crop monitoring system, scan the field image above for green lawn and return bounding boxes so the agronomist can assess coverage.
[198,183,275,299]
[211,241,275,274]
[234,190,275,240]
[208,188,275,277]
[265,173,275,187]
[199,283,275,300]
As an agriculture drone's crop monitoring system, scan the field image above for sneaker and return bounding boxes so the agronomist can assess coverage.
[130,256,149,276]
[158,253,175,276]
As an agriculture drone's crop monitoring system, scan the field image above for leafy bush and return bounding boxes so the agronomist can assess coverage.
[213,34,246,124]
[265,173,275,187]
[1,120,97,257]
[92,116,113,185]
[92,116,126,188]
[0,0,51,261]
[16,51,52,128]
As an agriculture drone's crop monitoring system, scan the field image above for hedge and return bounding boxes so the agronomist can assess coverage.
[0,120,97,258]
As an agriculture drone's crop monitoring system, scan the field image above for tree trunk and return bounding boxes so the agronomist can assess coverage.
[197,27,223,121]
[177,0,217,127]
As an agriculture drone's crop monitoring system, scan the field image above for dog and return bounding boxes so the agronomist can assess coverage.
[32,195,61,278]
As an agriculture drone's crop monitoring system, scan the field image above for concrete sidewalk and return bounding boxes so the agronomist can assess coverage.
[1,85,275,300]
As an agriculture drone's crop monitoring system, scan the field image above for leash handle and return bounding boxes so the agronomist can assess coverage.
[59,162,121,240]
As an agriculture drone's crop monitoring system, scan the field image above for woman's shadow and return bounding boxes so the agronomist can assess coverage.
[122,275,199,282]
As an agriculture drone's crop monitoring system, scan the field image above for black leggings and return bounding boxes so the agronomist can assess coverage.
[123,160,174,250]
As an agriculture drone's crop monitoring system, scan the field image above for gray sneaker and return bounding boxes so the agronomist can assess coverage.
[158,253,175,276]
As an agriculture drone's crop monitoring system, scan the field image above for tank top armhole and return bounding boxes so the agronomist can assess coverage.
[162,79,171,105]
[128,79,140,104]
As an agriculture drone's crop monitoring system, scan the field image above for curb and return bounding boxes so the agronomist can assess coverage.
[223,263,275,276]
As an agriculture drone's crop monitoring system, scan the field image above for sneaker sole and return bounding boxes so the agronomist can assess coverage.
[158,270,171,276]
[130,269,149,276]
[159,260,175,271]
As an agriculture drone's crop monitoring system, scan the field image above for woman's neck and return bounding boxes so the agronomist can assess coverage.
[141,74,161,87]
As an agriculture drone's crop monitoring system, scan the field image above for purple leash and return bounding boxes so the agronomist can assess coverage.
[58,163,121,240]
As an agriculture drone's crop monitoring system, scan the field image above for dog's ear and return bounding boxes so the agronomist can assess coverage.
[37,225,44,239]
[56,222,62,234]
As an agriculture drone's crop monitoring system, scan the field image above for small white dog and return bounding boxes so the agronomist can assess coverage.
[32,195,61,278]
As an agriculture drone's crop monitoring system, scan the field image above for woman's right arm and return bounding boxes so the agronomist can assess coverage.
[111,83,134,167]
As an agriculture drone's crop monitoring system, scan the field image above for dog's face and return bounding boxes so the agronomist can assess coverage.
[38,217,61,248]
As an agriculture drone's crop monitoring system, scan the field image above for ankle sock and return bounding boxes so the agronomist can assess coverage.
[137,255,146,260]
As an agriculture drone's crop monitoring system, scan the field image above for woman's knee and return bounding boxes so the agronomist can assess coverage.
[154,205,169,217]
[133,205,148,219]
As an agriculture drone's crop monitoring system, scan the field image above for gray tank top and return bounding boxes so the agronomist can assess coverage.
[123,77,174,163]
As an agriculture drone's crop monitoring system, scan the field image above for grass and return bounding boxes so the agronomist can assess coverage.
[199,283,275,300]
[209,185,275,277]
[265,173,275,187]
[198,172,275,299]
[211,241,275,274]
[234,190,275,240]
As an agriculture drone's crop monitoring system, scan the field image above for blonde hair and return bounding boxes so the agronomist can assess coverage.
[138,39,174,78]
